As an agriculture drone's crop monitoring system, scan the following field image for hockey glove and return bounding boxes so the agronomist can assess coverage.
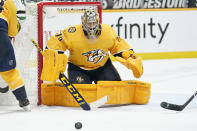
[115,50,143,78]
[41,49,67,82]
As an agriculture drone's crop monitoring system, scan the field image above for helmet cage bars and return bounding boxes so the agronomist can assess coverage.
[82,7,100,39]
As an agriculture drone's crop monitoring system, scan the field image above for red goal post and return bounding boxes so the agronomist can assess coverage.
[0,2,102,107]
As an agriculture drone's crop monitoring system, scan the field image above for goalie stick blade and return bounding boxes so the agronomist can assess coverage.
[90,96,108,109]
[0,86,9,93]
[160,102,183,111]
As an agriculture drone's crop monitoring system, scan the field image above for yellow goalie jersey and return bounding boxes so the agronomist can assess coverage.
[47,24,132,70]
[0,0,20,37]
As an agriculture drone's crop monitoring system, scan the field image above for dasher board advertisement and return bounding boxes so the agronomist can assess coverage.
[102,8,197,54]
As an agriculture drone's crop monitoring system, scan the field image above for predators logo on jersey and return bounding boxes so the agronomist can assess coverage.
[68,27,76,33]
[82,49,107,64]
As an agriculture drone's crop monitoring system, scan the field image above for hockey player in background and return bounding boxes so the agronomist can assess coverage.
[0,0,30,110]
[42,7,143,84]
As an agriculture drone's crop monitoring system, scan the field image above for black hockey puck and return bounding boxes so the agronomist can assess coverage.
[75,122,82,129]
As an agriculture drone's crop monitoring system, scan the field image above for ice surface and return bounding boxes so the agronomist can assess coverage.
[0,58,197,131]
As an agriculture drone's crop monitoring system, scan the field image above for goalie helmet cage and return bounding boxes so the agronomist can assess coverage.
[0,2,102,107]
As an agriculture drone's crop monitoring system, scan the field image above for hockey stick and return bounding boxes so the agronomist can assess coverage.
[29,38,91,110]
[160,91,197,111]
[0,86,9,93]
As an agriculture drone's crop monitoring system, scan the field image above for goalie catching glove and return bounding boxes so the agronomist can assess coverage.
[41,49,67,82]
[114,49,143,78]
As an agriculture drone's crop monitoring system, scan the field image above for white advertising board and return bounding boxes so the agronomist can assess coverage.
[102,9,197,53]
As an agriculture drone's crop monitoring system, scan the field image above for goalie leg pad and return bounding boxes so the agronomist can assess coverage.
[97,81,135,104]
[97,80,150,104]
[130,80,151,104]
[41,49,67,82]
[41,81,151,107]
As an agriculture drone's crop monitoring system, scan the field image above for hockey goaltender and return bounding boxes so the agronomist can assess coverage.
[40,7,151,107]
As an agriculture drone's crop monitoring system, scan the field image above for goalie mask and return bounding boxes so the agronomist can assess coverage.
[82,7,100,39]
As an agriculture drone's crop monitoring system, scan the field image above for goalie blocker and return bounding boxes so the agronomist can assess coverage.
[41,80,151,107]
[41,49,67,82]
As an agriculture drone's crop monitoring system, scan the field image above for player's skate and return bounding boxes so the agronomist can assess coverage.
[19,98,31,111]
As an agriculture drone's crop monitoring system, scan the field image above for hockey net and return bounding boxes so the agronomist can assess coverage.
[0,2,102,107]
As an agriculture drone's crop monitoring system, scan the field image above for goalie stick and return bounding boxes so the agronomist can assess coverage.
[160,91,197,111]
[29,37,105,111]
[0,86,9,93]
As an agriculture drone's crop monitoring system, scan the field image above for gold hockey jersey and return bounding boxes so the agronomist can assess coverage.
[47,24,131,70]
[0,0,19,37]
